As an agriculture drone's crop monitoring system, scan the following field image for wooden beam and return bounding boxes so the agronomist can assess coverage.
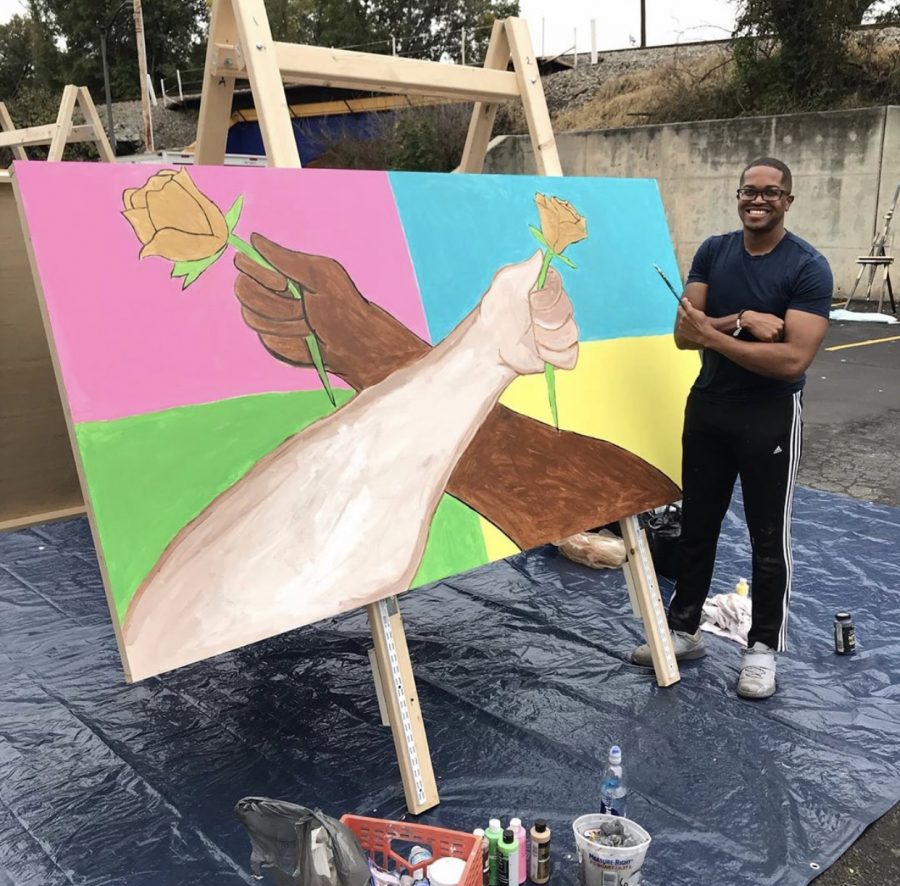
[0,103,27,160]
[0,124,100,149]
[195,0,239,165]
[76,87,116,162]
[232,0,301,167]
[620,516,680,687]
[367,598,439,814]
[459,19,511,174]
[212,42,521,102]
[504,18,562,175]
[47,85,78,161]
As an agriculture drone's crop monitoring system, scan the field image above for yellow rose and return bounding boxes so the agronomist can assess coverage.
[122,168,228,262]
[535,194,587,254]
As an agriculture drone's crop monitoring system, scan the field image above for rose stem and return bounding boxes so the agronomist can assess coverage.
[536,248,559,430]
[227,232,336,407]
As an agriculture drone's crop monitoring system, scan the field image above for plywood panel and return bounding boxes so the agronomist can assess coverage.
[0,175,83,528]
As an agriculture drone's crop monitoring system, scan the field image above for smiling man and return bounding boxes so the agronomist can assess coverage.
[633,157,833,699]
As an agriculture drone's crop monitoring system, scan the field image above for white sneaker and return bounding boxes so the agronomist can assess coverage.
[632,629,706,667]
[737,642,777,699]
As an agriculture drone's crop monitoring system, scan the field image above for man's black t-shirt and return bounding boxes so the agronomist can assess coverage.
[686,230,833,401]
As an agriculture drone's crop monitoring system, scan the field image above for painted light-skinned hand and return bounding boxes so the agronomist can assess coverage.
[121,252,580,680]
[741,310,785,343]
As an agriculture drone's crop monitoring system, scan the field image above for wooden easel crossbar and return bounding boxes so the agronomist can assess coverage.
[0,85,115,163]
[195,0,680,815]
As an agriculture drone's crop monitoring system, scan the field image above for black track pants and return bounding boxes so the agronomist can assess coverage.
[667,389,803,651]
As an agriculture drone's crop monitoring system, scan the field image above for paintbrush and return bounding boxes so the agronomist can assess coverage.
[652,264,686,306]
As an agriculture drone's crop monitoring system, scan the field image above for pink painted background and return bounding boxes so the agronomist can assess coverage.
[15,163,428,423]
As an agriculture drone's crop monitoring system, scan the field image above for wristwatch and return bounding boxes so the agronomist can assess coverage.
[733,310,746,337]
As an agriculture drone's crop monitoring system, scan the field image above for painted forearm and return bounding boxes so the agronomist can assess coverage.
[122,308,515,675]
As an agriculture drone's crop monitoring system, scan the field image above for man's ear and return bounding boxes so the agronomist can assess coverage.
[785,194,795,212]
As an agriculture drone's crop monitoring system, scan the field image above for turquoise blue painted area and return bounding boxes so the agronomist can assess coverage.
[388,172,682,344]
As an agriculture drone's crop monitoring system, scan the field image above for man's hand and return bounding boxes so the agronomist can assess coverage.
[478,251,579,375]
[742,310,784,343]
[676,297,717,348]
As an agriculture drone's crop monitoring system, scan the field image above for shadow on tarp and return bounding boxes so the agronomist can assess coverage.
[1,485,899,886]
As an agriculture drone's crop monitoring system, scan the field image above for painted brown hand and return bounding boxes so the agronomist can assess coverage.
[234,233,429,391]
[234,234,679,549]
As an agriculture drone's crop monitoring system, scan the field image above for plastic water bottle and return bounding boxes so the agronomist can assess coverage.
[600,745,627,817]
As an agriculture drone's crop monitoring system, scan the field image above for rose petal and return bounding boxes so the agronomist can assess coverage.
[123,188,139,210]
[122,208,156,246]
[129,170,176,209]
[146,179,214,237]
[172,168,228,242]
[139,228,227,262]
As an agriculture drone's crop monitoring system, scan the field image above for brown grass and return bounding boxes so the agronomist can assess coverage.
[553,49,737,132]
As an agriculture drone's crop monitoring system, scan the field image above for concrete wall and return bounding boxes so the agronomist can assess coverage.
[485,106,900,296]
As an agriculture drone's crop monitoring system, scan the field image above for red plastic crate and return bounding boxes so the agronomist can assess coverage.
[341,815,482,886]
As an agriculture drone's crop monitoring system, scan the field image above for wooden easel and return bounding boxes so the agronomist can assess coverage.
[841,183,898,315]
[0,85,115,163]
[194,0,679,815]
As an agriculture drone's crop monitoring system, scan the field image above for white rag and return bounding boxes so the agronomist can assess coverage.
[700,593,752,647]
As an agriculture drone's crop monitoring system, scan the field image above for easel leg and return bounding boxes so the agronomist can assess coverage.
[366,597,439,814]
[619,516,680,687]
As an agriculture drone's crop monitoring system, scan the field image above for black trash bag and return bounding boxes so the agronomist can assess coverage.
[235,797,371,886]
[641,505,681,581]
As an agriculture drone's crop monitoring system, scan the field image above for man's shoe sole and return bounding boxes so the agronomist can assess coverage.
[736,684,776,700]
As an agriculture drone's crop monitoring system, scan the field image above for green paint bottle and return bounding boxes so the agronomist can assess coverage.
[497,828,519,886]
[485,818,503,886]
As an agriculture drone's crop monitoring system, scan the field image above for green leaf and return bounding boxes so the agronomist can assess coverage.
[306,334,337,407]
[225,195,243,233]
[170,247,226,289]
[556,253,577,269]
[529,224,549,248]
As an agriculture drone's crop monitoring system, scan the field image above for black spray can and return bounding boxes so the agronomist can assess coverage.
[834,612,857,655]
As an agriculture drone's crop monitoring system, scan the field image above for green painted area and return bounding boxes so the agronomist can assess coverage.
[74,390,488,624]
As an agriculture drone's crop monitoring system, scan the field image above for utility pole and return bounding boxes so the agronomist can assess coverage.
[640,0,646,48]
[133,0,154,152]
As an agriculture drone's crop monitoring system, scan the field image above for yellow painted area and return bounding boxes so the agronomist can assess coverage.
[501,335,698,482]
[478,335,699,560]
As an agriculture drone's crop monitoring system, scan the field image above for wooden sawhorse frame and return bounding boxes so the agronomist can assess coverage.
[0,85,115,163]
[194,0,680,814]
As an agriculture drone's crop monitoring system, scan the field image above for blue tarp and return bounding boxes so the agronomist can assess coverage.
[1,485,899,885]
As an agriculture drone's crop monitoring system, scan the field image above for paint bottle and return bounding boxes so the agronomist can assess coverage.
[834,611,857,655]
[473,828,489,886]
[528,820,551,885]
[485,818,503,886]
[409,845,432,881]
[497,828,518,886]
[508,818,527,885]
[735,577,749,597]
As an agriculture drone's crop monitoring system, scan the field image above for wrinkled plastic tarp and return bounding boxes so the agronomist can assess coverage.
[1,485,899,886]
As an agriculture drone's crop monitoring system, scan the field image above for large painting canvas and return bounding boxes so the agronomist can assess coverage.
[13,163,697,680]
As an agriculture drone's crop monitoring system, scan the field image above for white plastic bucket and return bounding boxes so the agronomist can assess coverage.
[427,856,466,886]
[572,814,651,886]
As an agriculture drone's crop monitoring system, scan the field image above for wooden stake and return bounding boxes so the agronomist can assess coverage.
[133,0,154,152]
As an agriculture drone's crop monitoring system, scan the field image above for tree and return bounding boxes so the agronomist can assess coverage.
[732,0,856,108]
[30,0,207,100]
[264,0,520,63]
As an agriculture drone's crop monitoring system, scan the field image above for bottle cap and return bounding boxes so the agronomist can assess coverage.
[510,817,522,828]
[473,828,485,837]
[503,828,514,842]
[489,818,501,830]
[533,819,547,833]
[609,745,622,763]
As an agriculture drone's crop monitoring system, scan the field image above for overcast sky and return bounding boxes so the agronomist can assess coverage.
[0,0,738,51]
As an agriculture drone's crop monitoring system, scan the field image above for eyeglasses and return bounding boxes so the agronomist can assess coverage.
[736,186,790,201]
